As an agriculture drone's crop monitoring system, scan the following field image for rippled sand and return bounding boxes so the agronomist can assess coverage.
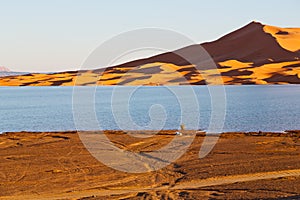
[1,130,300,199]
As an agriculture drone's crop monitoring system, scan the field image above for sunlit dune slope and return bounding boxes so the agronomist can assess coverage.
[263,25,300,52]
[1,21,300,86]
[1,60,299,86]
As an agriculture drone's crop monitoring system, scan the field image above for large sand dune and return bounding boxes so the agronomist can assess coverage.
[1,21,300,86]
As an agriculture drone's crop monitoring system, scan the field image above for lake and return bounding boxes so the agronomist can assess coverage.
[0,85,299,132]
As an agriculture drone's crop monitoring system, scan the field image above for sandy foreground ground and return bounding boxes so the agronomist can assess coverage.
[1,130,300,200]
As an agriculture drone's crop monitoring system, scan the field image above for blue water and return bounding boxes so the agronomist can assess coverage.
[0,85,299,132]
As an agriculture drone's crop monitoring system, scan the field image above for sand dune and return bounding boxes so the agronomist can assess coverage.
[263,25,300,52]
[1,60,299,86]
[0,21,300,86]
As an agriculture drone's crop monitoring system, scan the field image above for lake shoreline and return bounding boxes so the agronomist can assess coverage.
[1,130,300,199]
[1,129,300,136]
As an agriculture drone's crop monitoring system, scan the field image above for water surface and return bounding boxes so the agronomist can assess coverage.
[0,85,299,132]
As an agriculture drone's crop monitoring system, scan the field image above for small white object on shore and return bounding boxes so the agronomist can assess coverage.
[175,131,182,136]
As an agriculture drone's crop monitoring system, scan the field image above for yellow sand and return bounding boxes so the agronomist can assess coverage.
[263,25,300,52]
[219,60,253,69]
[0,60,299,86]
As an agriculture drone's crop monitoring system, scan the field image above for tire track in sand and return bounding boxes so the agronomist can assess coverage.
[1,168,300,200]
[172,168,300,190]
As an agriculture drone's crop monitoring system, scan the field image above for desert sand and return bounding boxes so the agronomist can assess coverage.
[0,22,300,86]
[1,130,300,199]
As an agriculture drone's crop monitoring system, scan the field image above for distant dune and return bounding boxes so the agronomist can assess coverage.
[0,66,11,72]
[0,67,30,77]
[1,21,300,86]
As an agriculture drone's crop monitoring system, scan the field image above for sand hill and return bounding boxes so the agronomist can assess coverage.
[1,21,300,86]
[0,67,10,72]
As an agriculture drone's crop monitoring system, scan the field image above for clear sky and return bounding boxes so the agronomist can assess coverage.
[0,0,299,72]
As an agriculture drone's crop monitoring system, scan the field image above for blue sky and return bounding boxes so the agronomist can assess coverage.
[0,0,299,72]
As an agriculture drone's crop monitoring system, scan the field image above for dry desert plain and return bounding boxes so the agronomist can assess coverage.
[1,130,300,199]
